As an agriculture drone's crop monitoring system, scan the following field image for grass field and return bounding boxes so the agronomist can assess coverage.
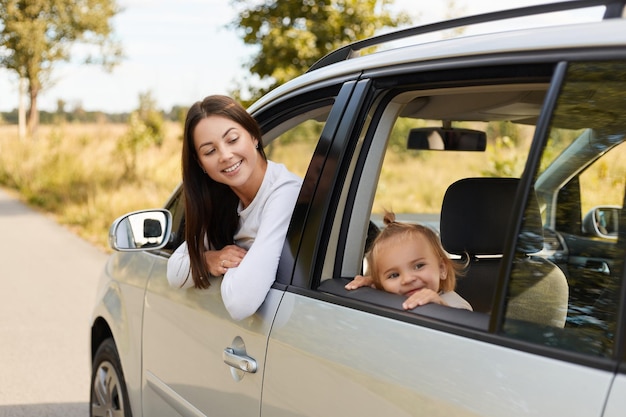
[0,122,182,250]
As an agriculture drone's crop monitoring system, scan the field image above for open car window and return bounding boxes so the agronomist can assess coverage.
[317,64,556,329]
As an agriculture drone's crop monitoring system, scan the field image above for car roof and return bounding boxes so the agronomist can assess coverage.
[249,2,626,114]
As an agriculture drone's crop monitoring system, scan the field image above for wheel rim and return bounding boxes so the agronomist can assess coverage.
[91,360,126,417]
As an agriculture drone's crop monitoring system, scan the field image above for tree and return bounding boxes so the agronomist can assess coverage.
[230,0,410,104]
[0,0,123,137]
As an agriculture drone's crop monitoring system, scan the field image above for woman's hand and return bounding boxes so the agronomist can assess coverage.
[204,245,247,276]
[345,275,374,290]
[402,289,446,310]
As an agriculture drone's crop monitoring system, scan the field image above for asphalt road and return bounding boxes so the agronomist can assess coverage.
[0,188,108,417]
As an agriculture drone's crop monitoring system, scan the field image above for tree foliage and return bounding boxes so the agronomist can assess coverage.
[230,0,410,103]
[0,0,123,136]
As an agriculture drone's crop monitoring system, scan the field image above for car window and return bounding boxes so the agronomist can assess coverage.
[579,141,626,217]
[264,116,323,179]
[503,61,626,357]
[360,116,535,316]
[318,64,556,326]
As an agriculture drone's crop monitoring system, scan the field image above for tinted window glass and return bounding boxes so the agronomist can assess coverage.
[504,61,626,357]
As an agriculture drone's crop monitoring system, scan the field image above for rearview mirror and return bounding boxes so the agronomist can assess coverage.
[109,209,173,251]
[407,127,486,151]
[582,205,620,239]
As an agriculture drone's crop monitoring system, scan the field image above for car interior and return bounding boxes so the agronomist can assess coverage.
[313,71,625,350]
[317,83,547,324]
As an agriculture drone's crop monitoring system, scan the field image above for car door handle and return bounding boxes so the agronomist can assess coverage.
[223,347,257,373]
[585,260,610,275]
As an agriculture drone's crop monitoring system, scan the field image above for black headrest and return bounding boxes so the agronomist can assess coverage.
[440,177,544,256]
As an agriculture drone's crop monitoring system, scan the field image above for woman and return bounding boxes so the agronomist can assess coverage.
[167,95,302,320]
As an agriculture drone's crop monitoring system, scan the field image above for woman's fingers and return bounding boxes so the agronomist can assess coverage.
[219,245,247,271]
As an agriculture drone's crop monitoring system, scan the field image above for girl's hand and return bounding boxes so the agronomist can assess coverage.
[402,289,446,310]
[205,245,247,276]
[345,275,374,290]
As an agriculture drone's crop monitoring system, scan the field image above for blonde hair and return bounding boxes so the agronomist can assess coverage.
[366,211,465,293]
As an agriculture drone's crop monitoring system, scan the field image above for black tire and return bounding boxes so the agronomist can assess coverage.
[90,338,133,417]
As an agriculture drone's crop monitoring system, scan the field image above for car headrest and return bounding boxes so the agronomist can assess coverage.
[440,177,544,256]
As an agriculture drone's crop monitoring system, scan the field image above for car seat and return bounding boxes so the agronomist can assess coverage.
[440,177,568,327]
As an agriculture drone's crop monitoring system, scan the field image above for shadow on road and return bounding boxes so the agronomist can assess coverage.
[0,402,88,417]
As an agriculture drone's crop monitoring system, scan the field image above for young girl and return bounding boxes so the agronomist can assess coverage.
[167,95,302,321]
[346,212,472,311]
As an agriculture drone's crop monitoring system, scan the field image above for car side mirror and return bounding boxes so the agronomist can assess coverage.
[109,209,173,251]
[582,205,620,239]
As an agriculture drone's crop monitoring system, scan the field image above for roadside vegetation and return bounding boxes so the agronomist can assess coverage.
[0,121,181,250]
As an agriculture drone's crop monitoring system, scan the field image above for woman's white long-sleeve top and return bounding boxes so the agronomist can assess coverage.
[166,161,302,320]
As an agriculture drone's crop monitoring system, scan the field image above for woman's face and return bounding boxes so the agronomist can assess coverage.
[193,115,264,203]
[374,233,446,297]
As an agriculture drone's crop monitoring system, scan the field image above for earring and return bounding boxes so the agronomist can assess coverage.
[255,143,259,149]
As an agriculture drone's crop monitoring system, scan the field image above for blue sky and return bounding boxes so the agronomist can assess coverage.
[0,0,601,113]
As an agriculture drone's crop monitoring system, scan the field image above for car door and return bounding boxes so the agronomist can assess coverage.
[139,82,357,416]
[261,60,625,416]
[141,188,277,416]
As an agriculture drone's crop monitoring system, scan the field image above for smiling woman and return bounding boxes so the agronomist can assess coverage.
[166,95,303,320]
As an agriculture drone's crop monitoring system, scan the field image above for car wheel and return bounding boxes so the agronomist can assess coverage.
[90,337,132,417]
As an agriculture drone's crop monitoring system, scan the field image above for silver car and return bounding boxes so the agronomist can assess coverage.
[90,1,626,416]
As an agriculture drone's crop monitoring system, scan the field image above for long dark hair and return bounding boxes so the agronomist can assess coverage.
[182,95,267,288]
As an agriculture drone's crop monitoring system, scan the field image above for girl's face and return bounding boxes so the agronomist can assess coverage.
[374,233,446,297]
[193,115,265,205]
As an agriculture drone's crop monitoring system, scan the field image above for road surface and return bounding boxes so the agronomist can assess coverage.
[0,188,108,417]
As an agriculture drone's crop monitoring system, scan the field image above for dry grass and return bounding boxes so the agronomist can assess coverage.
[0,122,182,250]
